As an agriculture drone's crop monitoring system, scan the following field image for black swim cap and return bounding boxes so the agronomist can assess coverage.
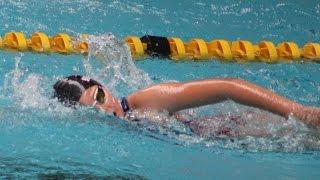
[53,75,102,105]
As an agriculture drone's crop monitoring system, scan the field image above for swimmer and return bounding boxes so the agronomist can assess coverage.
[53,75,320,131]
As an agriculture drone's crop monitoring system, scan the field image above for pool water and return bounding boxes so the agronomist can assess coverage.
[1,0,320,179]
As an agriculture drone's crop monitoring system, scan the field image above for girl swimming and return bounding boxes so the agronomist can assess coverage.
[53,75,320,135]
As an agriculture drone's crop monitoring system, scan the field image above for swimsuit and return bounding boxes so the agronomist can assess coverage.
[120,97,141,121]
[120,97,131,115]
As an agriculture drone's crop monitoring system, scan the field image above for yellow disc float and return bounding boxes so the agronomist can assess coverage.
[207,39,232,60]
[30,32,51,53]
[277,42,300,60]
[231,40,255,61]
[254,41,278,62]
[73,41,88,54]
[125,36,145,59]
[50,33,73,54]
[3,32,28,51]
[168,37,186,60]
[302,43,320,59]
[73,34,89,54]
[185,38,209,60]
[0,36,3,49]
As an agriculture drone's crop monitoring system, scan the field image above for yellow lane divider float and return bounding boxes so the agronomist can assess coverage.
[1,32,320,62]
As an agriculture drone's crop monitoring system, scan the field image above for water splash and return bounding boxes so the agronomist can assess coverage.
[3,55,46,109]
[2,55,75,116]
[78,33,152,96]
[10,59,48,109]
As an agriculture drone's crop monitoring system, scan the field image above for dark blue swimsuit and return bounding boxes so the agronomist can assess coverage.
[120,97,131,115]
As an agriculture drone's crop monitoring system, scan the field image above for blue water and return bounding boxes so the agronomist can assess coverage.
[1,0,320,179]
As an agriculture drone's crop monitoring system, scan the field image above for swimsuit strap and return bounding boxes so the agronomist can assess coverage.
[120,97,130,114]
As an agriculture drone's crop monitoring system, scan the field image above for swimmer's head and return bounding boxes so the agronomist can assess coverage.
[53,75,124,117]
[53,75,102,106]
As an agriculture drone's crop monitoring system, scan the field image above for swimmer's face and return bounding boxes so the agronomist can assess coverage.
[79,85,121,116]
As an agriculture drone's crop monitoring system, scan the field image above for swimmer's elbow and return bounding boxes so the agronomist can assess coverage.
[295,107,320,127]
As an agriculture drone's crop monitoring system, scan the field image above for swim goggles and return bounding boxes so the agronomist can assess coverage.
[92,85,106,106]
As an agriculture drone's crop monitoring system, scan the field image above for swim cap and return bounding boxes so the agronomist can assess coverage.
[53,75,102,105]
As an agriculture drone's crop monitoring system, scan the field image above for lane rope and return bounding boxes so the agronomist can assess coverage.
[1,32,320,62]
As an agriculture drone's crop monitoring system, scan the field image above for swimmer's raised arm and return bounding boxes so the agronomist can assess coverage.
[127,78,320,126]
